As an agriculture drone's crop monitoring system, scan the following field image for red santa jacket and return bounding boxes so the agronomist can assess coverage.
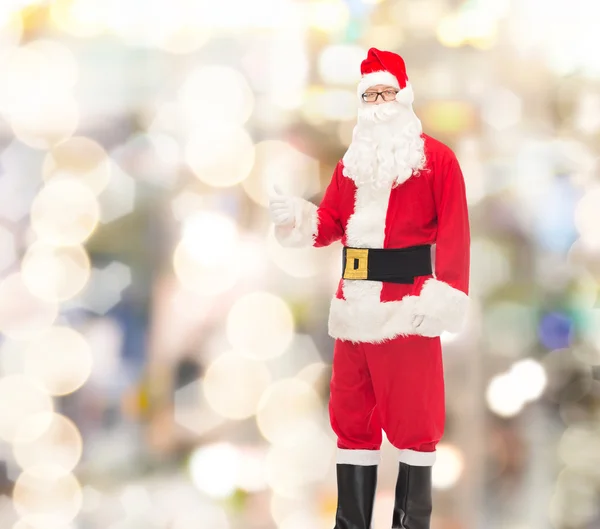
[275,134,470,343]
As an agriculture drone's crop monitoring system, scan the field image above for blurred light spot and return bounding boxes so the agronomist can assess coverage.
[203,352,271,420]
[13,468,82,526]
[264,429,333,498]
[13,412,82,478]
[360,24,404,51]
[295,362,328,387]
[174,380,227,437]
[30,179,100,245]
[96,161,136,223]
[437,9,498,48]
[76,262,131,314]
[42,136,110,195]
[236,448,268,492]
[23,326,93,396]
[538,312,573,350]
[549,468,598,527]
[226,292,294,360]
[302,88,357,122]
[119,485,153,517]
[481,88,522,130]
[50,0,105,38]
[25,40,79,90]
[0,273,58,339]
[420,101,475,134]
[256,379,322,446]
[178,66,254,125]
[268,31,309,111]
[181,212,237,266]
[432,444,464,489]
[184,121,254,188]
[21,242,91,302]
[0,10,22,51]
[318,44,364,85]
[173,212,241,296]
[0,224,17,272]
[172,504,230,529]
[470,238,511,296]
[510,358,547,402]
[278,512,323,529]
[574,186,600,250]
[558,424,600,471]
[189,443,241,499]
[483,301,537,358]
[0,375,53,443]
[242,140,320,207]
[574,92,600,134]
[486,372,524,417]
[337,120,355,147]
[306,0,349,32]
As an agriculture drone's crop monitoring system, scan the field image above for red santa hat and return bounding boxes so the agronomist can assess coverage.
[357,48,414,106]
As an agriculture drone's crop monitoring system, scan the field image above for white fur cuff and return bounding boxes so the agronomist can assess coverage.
[398,449,436,466]
[274,198,318,248]
[415,278,470,333]
[337,448,381,466]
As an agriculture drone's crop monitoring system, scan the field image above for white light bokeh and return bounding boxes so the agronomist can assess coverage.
[226,292,295,360]
[23,326,93,396]
[432,444,465,490]
[21,242,91,303]
[30,179,100,245]
[0,273,58,339]
[242,140,320,207]
[13,467,83,527]
[264,428,333,498]
[0,375,53,443]
[509,358,547,402]
[318,44,364,85]
[486,372,524,418]
[256,378,322,446]
[574,186,600,250]
[305,0,350,32]
[266,226,322,278]
[189,443,241,499]
[13,412,83,478]
[184,121,255,188]
[50,0,106,38]
[302,88,357,122]
[173,212,242,296]
[202,352,271,420]
[42,136,111,195]
[178,66,254,125]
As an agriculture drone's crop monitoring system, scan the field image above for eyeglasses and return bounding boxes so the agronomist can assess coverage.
[361,89,399,103]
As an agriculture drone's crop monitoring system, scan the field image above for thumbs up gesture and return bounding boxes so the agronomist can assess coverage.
[268,185,296,227]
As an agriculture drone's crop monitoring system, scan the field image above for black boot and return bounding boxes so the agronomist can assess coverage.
[392,462,432,528]
[334,464,378,529]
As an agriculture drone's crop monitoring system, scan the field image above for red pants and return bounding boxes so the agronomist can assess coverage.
[329,334,444,466]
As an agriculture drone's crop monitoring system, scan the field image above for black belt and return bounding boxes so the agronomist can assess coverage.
[342,244,432,284]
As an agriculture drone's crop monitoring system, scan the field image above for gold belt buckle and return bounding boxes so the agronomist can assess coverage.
[343,248,369,280]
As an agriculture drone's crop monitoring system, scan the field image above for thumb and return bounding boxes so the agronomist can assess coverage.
[273,184,284,196]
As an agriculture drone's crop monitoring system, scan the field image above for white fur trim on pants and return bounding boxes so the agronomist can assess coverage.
[398,449,436,466]
[337,448,381,466]
[273,197,318,248]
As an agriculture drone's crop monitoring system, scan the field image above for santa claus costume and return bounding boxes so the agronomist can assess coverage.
[271,48,470,529]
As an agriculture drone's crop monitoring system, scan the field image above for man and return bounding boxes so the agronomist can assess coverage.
[269,48,470,529]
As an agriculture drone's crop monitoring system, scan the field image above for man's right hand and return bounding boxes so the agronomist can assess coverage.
[268,185,296,227]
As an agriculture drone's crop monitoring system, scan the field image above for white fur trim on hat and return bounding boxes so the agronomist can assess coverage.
[337,448,381,466]
[395,83,414,106]
[357,70,400,97]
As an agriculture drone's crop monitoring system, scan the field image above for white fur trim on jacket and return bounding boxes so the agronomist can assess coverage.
[273,198,318,248]
[398,449,436,466]
[414,278,470,333]
[337,448,381,466]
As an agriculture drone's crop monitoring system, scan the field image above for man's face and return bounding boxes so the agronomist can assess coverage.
[361,84,399,105]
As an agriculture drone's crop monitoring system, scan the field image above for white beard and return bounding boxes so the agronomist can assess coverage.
[342,100,426,189]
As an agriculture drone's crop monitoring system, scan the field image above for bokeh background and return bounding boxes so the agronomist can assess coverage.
[0,0,599,528]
